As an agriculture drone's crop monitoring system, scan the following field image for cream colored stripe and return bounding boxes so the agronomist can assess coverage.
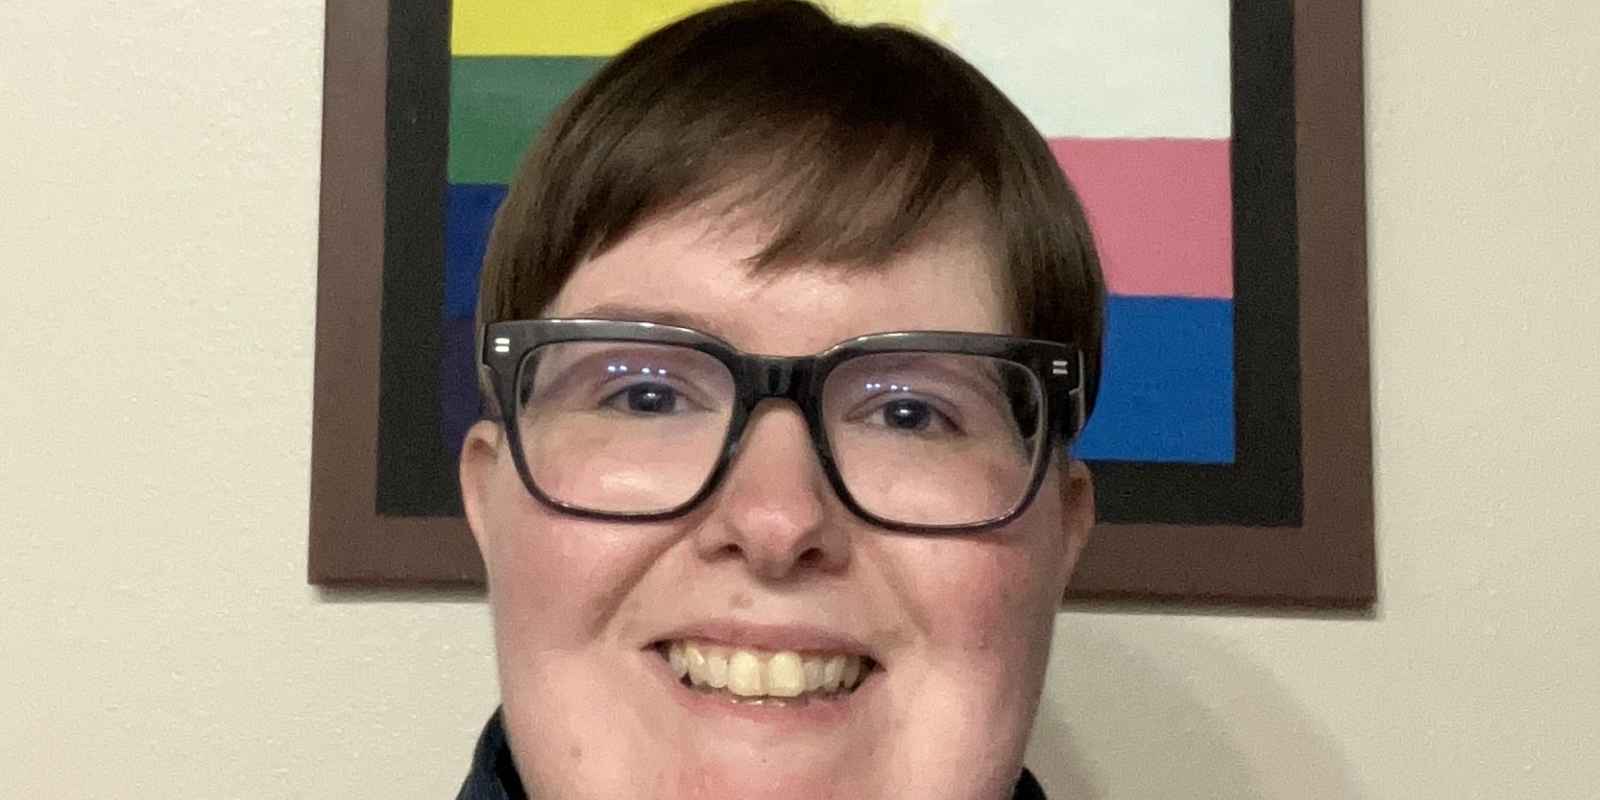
[939,0,1232,138]
[450,0,1230,137]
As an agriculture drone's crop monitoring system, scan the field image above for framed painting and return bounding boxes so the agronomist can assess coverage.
[310,0,1373,606]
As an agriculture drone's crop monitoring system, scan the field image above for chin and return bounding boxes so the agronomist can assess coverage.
[502,659,1035,800]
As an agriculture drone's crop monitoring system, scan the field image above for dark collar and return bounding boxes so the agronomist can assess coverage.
[458,707,1048,799]
[456,708,529,800]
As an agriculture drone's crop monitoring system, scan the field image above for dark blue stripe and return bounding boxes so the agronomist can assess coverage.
[440,318,481,462]
[445,183,509,320]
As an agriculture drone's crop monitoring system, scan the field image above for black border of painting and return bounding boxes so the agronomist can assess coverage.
[376,0,456,515]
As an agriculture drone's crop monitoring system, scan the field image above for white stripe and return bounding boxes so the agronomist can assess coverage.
[925,0,1232,138]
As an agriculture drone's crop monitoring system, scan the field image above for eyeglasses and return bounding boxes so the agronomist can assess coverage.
[480,319,1087,532]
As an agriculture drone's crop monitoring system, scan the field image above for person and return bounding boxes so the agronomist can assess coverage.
[454,1,1105,797]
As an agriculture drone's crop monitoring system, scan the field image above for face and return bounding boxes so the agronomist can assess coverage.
[460,206,1095,800]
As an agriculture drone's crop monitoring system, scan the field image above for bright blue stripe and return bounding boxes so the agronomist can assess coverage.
[445,183,508,320]
[1072,296,1236,464]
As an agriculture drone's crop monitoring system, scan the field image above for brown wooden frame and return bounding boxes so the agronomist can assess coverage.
[309,0,1372,606]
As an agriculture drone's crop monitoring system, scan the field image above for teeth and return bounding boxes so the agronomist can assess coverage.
[727,650,763,696]
[803,656,824,692]
[840,655,861,689]
[669,641,870,699]
[822,654,844,692]
[685,643,707,681]
[668,642,688,678]
[767,652,805,697]
[704,649,729,689]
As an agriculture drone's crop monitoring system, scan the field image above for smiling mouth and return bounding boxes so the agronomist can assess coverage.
[654,640,879,704]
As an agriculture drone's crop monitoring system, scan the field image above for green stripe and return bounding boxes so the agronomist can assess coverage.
[448,56,609,185]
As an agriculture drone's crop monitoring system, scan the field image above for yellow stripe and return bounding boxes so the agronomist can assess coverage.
[827,0,938,31]
[452,0,940,57]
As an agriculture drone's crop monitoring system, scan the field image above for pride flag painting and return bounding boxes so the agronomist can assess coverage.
[440,0,1239,472]
[318,0,1374,603]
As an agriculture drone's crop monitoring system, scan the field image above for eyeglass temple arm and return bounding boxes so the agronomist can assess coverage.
[1051,350,1088,443]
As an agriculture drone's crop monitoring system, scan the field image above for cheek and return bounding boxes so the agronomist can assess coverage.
[478,465,665,650]
[893,522,1064,662]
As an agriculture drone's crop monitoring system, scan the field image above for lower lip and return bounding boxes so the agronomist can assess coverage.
[644,648,879,728]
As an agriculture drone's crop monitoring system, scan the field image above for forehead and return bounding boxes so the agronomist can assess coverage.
[545,208,1013,356]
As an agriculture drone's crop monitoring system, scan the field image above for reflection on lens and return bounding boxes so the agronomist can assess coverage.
[516,342,734,514]
[823,353,1043,526]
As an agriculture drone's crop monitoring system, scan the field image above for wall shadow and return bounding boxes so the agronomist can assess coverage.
[313,585,486,604]
[1025,616,1365,800]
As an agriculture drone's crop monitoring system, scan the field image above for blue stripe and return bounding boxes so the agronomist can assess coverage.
[445,183,508,321]
[1073,296,1236,464]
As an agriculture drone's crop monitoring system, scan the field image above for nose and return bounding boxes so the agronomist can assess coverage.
[692,402,850,580]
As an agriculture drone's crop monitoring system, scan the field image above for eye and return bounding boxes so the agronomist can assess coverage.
[604,382,680,415]
[881,398,931,430]
[867,397,960,434]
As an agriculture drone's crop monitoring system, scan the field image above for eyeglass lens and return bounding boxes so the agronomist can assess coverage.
[515,342,1044,526]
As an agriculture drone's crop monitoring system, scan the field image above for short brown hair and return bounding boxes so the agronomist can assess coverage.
[477,0,1105,414]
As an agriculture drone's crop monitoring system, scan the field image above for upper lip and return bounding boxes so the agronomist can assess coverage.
[652,620,880,662]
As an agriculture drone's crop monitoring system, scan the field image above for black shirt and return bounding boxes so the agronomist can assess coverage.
[457,707,1048,799]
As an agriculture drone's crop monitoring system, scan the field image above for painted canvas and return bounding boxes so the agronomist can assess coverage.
[313,0,1372,604]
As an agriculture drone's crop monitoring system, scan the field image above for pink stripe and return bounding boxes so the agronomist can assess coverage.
[1049,138,1233,299]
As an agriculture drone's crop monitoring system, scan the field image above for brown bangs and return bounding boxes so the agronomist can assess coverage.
[478,0,1105,412]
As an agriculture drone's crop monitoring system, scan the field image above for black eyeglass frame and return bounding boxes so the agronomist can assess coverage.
[481,319,1087,533]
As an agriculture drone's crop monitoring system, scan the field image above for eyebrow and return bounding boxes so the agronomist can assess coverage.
[558,303,737,341]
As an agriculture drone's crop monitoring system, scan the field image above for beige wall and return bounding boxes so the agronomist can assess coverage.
[3,1,1596,797]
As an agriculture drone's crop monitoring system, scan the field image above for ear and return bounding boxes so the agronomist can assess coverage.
[1057,459,1096,604]
[458,419,506,556]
